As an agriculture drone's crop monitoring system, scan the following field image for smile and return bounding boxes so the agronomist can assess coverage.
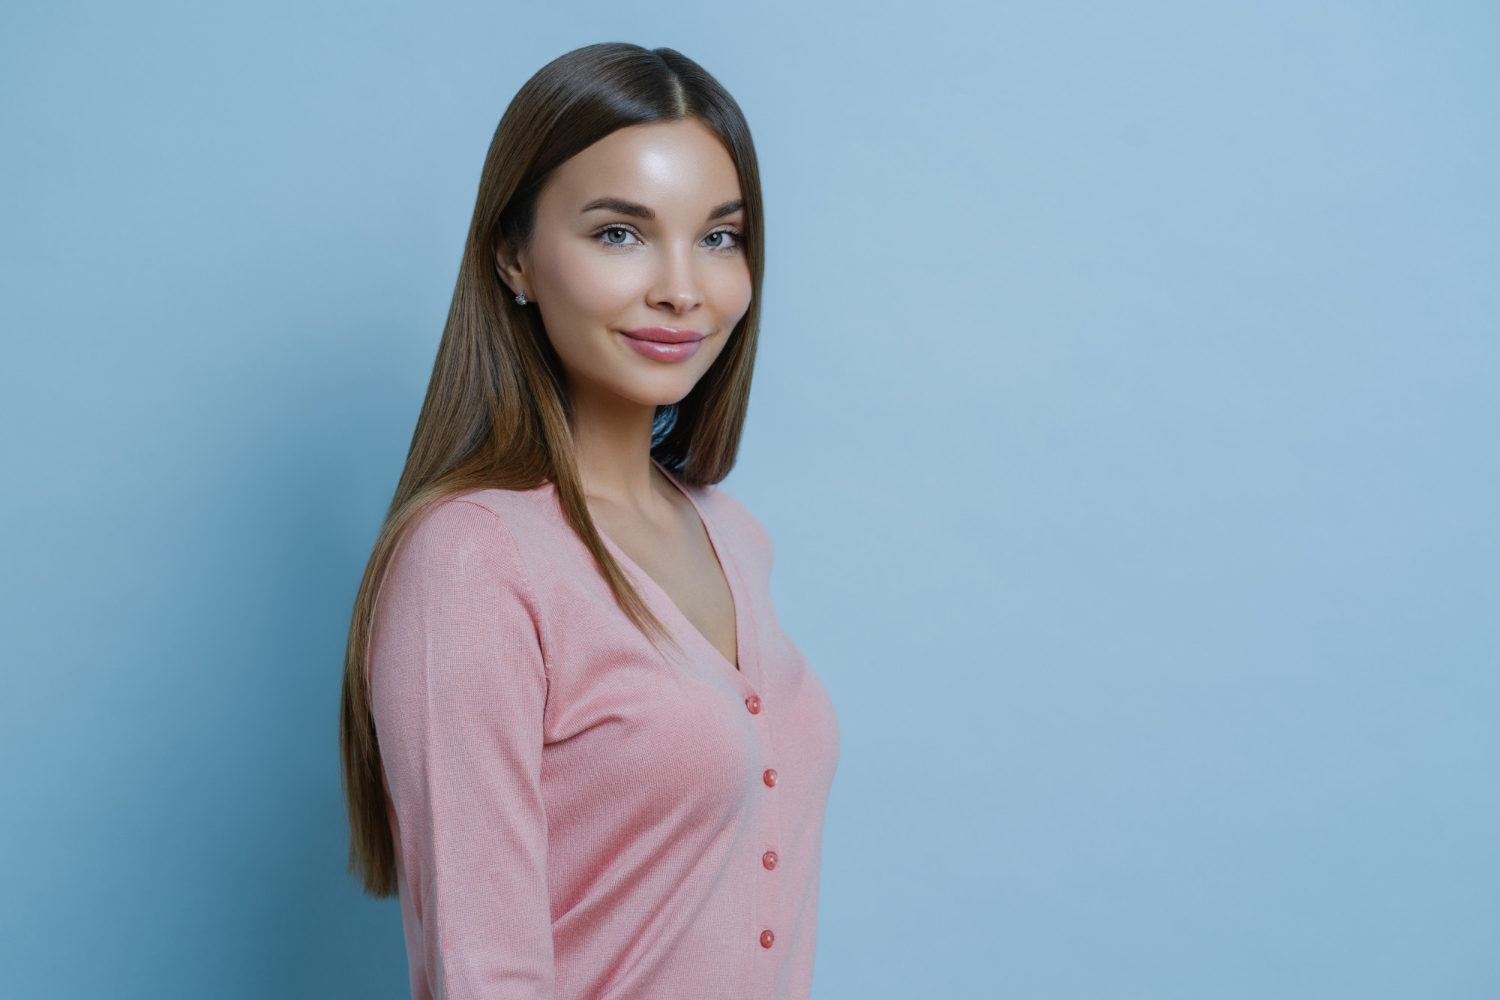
[619,327,708,363]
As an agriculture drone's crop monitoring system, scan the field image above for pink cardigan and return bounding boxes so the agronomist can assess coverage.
[369,479,840,999]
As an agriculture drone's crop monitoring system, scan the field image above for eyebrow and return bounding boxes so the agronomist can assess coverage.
[707,200,743,221]
[579,197,746,222]
[581,198,653,220]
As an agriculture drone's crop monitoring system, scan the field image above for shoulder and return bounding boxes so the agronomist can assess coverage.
[403,489,514,550]
[692,482,775,564]
[369,491,551,703]
[388,487,558,587]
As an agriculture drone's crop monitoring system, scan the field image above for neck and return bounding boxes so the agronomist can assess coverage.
[568,378,661,512]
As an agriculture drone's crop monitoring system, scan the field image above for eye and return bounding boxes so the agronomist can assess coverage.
[702,229,741,250]
[601,226,635,245]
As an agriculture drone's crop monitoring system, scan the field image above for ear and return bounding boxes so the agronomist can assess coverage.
[494,239,531,302]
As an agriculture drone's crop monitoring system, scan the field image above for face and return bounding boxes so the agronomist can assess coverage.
[498,119,752,409]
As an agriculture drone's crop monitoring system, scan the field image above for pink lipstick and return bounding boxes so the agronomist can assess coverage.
[619,326,707,363]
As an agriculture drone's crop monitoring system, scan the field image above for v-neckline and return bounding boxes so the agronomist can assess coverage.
[594,466,747,676]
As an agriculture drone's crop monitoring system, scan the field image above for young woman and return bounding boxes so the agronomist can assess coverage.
[338,44,840,999]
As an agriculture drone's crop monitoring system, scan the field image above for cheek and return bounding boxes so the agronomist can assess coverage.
[707,264,754,329]
[532,238,639,332]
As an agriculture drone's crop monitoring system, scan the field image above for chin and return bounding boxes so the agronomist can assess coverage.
[597,352,717,407]
[615,374,705,408]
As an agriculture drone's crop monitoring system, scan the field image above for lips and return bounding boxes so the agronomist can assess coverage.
[619,327,708,363]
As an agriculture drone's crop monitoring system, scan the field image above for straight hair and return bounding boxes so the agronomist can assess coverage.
[339,43,764,897]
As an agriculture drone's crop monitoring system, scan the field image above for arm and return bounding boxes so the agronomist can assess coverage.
[369,498,554,1000]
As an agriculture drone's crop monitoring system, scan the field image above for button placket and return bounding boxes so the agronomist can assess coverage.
[753,695,782,972]
[666,471,783,971]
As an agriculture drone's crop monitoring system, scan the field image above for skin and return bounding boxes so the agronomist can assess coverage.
[496,119,752,667]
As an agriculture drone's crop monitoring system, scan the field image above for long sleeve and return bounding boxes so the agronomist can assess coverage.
[369,499,554,1000]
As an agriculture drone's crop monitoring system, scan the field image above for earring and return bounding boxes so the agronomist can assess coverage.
[514,290,529,305]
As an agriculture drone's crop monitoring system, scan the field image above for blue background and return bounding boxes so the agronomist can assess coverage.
[2,2,1496,996]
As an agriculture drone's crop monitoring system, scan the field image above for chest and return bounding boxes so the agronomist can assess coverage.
[534,617,839,838]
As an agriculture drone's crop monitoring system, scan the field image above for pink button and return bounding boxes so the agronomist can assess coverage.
[745,696,761,715]
[762,850,778,870]
[760,929,775,949]
[763,768,777,788]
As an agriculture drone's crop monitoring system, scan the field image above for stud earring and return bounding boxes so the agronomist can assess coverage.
[514,290,529,306]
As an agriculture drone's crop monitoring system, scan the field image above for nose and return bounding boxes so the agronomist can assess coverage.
[647,241,704,315]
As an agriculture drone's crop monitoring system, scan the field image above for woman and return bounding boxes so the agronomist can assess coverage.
[339,43,840,999]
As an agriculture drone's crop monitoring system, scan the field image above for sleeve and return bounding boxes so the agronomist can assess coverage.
[368,498,554,1000]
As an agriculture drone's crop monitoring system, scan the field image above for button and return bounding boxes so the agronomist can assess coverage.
[763,768,777,788]
[762,850,778,870]
[760,929,775,949]
[745,696,761,715]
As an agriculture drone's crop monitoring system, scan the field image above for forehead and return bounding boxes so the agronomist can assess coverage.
[546,119,742,208]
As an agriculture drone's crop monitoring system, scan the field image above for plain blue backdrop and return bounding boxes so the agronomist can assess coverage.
[2,1,1496,997]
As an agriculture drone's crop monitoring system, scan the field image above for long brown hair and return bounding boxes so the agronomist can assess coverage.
[339,43,764,896]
